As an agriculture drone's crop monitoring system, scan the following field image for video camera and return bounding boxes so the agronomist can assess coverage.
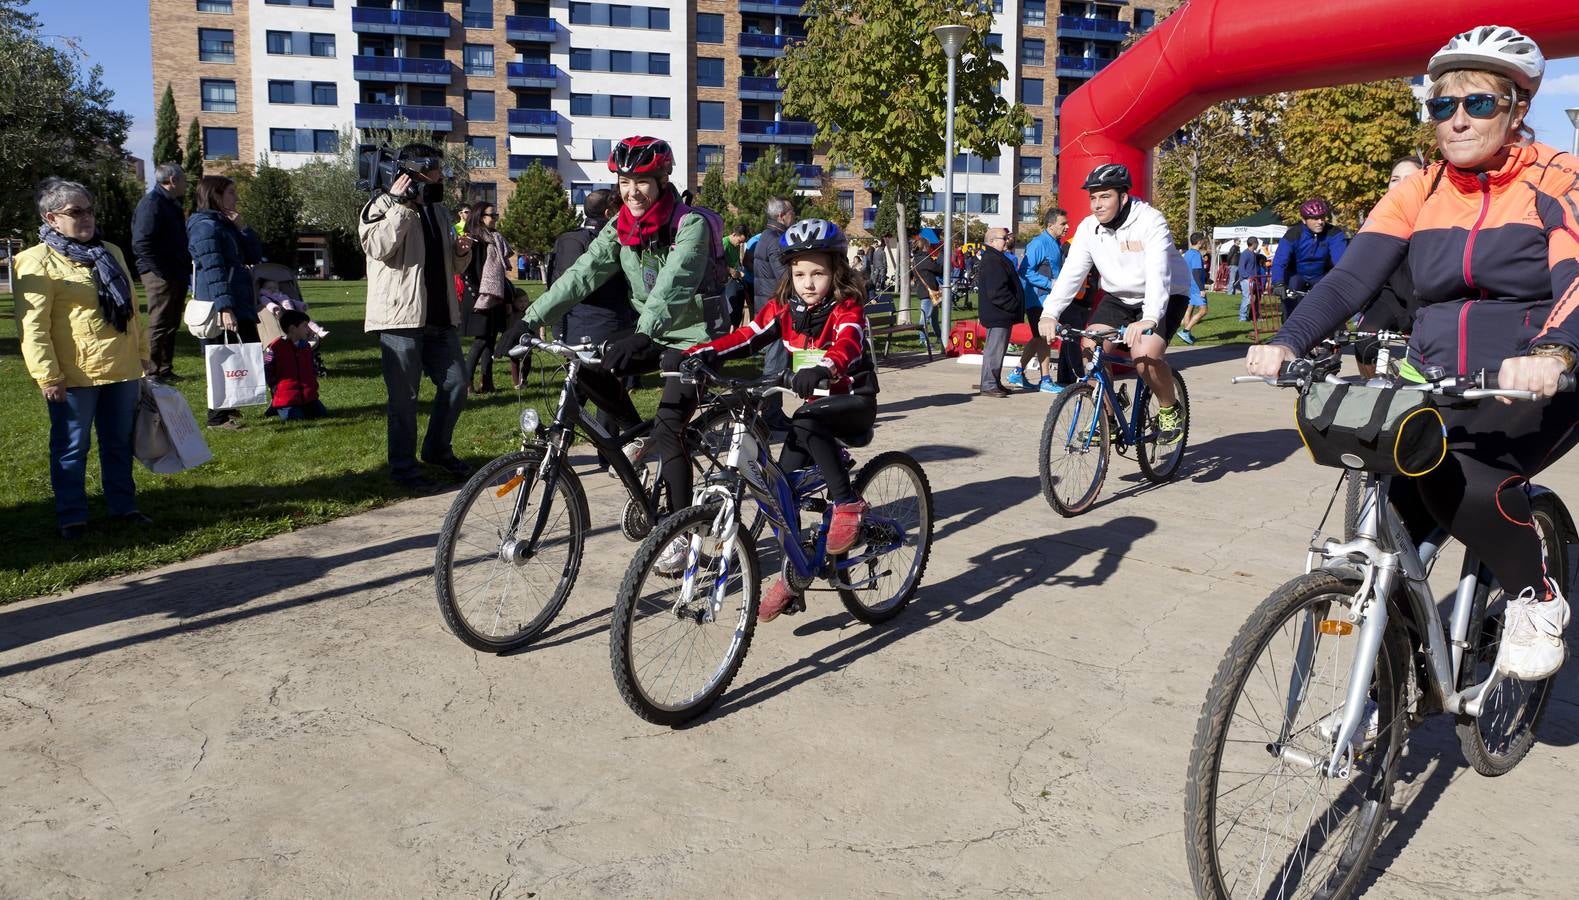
[356,143,451,202]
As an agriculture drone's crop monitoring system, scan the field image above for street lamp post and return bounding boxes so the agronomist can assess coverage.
[934,24,969,341]
[1568,108,1579,156]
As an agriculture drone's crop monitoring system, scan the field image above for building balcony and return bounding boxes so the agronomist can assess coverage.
[739,161,821,187]
[354,103,453,131]
[505,15,559,43]
[739,0,803,14]
[739,32,797,56]
[351,55,452,85]
[507,108,561,135]
[1054,14,1130,42]
[738,75,783,100]
[1054,55,1112,78]
[738,119,816,144]
[509,154,559,176]
[350,7,451,38]
[506,62,559,88]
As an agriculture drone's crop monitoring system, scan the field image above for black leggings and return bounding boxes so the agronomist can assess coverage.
[779,394,877,502]
[577,345,698,512]
[1391,392,1579,598]
[465,334,499,389]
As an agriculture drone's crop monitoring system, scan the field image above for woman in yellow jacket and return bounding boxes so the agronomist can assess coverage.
[16,178,152,540]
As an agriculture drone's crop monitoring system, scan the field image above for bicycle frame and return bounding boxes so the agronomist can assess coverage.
[1063,342,1154,450]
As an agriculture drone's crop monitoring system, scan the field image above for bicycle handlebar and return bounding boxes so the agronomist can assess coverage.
[506,333,604,362]
[1058,325,1154,348]
[1232,361,1574,401]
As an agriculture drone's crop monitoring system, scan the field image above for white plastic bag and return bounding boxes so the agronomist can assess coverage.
[205,336,268,409]
[138,380,213,474]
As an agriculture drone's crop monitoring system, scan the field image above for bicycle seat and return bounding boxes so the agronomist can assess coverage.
[839,428,875,449]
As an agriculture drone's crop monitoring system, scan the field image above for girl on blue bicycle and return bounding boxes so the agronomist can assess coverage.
[684,218,879,621]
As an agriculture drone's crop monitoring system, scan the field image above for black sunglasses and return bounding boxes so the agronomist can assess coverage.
[1426,93,1511,123]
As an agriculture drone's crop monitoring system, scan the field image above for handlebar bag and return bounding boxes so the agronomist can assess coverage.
[1294,382,1446,476]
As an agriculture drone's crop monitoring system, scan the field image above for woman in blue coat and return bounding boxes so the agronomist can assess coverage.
[187,175,263,428]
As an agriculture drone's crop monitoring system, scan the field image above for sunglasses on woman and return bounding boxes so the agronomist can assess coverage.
[1425,93,1511,122]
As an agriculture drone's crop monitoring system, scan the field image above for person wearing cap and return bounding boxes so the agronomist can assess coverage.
[1270,196,1348,319]
[1247,25,1579,681]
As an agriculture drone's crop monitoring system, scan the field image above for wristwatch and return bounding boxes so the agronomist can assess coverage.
[1528,343,1578,372]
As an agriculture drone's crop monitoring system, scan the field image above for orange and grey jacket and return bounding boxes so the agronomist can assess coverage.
[1277,142,1579,376]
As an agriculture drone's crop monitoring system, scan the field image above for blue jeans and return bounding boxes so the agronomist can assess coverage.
[379,326,467,478]
[47,379,140,526]
[1239,278,1256,320]
[278,400,328,421]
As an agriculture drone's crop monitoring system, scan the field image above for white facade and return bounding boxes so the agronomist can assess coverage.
[249,2,356,169]
[922,3,1021,235]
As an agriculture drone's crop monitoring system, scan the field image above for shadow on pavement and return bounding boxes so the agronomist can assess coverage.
[0,533,434,678]
[698,515,1158,724]
[931,474,1042,542]
[877,390,976,415]
[1181,428,1306,485]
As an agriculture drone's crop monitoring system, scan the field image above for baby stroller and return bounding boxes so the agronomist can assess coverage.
[252,261,327,378]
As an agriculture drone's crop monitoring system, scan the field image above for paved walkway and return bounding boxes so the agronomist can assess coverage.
[3,347,1577,898]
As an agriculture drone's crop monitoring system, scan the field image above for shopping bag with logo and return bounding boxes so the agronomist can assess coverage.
[205,336,268,409]
[133,381,174,464]
[137,380,213,473]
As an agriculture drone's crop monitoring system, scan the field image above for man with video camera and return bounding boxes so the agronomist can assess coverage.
[358,143,475,493]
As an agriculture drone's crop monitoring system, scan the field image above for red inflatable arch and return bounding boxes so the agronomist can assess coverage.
[1056,4,1579,214]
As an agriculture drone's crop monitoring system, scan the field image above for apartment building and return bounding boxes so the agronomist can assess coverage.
[152,0,1163,233]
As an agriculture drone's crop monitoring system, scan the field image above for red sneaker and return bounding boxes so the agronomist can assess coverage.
[759,577,797,623]
[826,500,868,555]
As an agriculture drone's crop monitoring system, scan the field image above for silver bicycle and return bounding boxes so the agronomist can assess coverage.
[1185,363,1573,899]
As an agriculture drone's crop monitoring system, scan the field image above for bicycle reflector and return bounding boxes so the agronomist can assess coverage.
[1319,619,1354,636]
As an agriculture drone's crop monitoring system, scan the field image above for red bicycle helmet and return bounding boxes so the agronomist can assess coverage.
[608,136,675,177]
[1300,198,1331,219]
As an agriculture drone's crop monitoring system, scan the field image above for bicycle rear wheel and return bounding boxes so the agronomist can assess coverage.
[836,451,935,624]
[435,449,587,653]
[1454,493,1566,776]
[1136,370,1189,483]
[1185,571,1408,900]
[1039,382,1110,516]
[609,503,760,726]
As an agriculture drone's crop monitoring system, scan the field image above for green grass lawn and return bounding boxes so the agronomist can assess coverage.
[0,279,674,604]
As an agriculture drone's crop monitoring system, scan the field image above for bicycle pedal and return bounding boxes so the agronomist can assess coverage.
[782,596,808,616]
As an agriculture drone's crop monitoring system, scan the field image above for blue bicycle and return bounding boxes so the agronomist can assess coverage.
[608,359,935,726]
[1038,325,1191,516]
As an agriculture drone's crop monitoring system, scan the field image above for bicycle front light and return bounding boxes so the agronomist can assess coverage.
[519,407,543,436]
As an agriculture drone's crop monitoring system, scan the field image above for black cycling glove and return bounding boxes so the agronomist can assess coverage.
[603,332,653,372]
[791,366,831,398]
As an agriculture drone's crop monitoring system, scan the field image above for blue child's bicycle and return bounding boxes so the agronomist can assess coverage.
[608,357,935,726]
[1038,325,1191,516]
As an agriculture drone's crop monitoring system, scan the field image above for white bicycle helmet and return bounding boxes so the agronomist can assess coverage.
[1428,25,1545,96]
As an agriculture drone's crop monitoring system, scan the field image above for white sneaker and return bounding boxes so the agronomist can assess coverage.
[654,534,690,576]
[1495,582,1570,681]
[611,438,648,479]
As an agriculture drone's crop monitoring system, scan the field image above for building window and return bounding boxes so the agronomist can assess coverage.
[314,130,338,153]
[569,48,592,70]
[569,93,592,116]
[649,52,670,76]
[990,0,1003,11]
[1022,39,1045,67]
[1017,194,1040,222]
[591,138,612,162]
[265,30,289,54]
[197,0,232,12]
[1024,118,1043,145]
[985,32,1003,53]
[697,57,723,87]
[980,194,1000,215]
[268,80,294,103]
[468,182,497,205]
[919,192,939,213]
[200,78,237,112]
[609,4,632,27]
[569,2,591,24]
[1022,0,1045,26]
[465,90,495,122]
[838,190,855,217]
[610,94,633,117]
[310,33,335,56]
[464,44,494,76]
[697,100,724,131]
[570,182,593,204]
[265,0,333,5]
[1018,157,1042,184]
[467,136,497,167]
[312,82,337,105]
[204,127,239,159]
[832,162,853,177]
[1135,9,1156,30]
[648,96,670,119]
[198,28,234,62]
[609,50,632,73]
[462,0,492,28]
[953,194,966,214]
[697,13,724,43]
[697,144,723,172]
[649,8,669,29]
[270,129,298,152]
[1021,78,1044,106]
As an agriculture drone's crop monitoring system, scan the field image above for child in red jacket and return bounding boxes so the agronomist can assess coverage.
[266,310,327,420]
[685,218,879,622]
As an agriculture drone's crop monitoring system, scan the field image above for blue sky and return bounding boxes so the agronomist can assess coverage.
[32,1,1579,178]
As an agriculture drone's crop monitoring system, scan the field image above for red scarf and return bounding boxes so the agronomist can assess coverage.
[614,185,678,248]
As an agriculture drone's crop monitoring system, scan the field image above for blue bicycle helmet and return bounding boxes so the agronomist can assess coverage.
[781,218,847,260]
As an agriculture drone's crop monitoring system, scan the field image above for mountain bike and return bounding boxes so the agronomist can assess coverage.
[608,358,935,726]
[1038,325,1191,516]
[433,334,766,653]
[1184,361,1574,899]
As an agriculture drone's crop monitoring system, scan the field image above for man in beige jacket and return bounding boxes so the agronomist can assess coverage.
[358,145,474,492]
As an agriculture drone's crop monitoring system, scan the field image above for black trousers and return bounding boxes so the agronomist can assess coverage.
[779,394,877,502]
[576,344,698,512]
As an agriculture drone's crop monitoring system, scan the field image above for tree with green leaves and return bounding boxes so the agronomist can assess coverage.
[497,162,578,264]
[1153,94,1285,244]
[696,164,729,214]
[153,84,181,166]
[87,157,141,255]
[182,117,204,212]
[242,159,300,264]
[725,156,802,235]
[359,121,473,211]
[869,188,920,242]
[1276,79,1423,228]
[779,0,1028,316]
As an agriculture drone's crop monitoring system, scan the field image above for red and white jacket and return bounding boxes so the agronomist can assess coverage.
[688,295,878,396]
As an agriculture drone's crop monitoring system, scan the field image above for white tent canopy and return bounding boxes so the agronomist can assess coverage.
[1212,224,1288,242]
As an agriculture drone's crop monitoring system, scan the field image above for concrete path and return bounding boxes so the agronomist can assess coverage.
[3,347,1577,898]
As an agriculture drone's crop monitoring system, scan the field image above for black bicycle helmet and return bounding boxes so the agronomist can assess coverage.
[780,218,847,260]
[1082,163,1133,192]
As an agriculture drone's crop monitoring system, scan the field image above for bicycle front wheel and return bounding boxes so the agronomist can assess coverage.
[1137,369,1189,483]
[1185,571,1408,900]
[836,451,935,624]
[609,503,760,726]
[435,449,587,653]
[1039,382,1110,516]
